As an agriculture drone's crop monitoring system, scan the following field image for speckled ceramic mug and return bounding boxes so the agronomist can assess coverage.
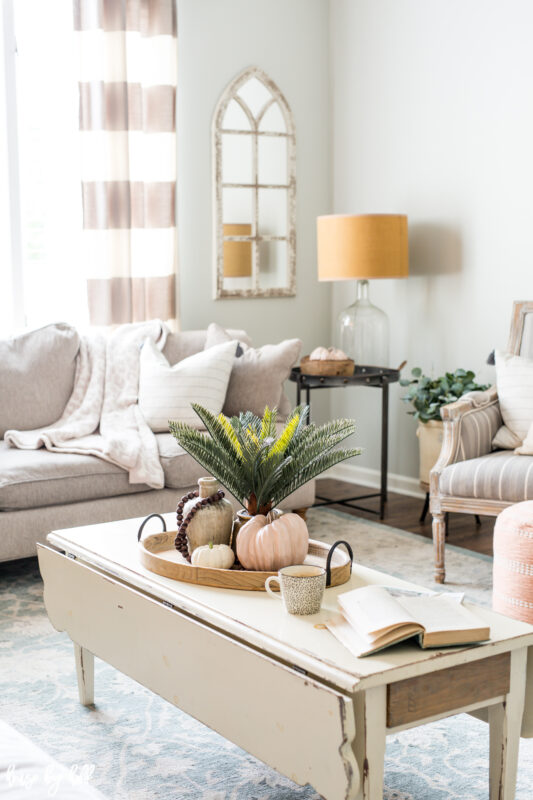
[265,565,326,615]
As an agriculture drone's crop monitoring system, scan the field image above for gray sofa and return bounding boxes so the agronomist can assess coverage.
[0,324,314,562]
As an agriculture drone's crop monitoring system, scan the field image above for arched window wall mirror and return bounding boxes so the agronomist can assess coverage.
[213,66,296,298]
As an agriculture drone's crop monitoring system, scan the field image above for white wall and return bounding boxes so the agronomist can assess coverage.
[329,0,533,483]
[178,0,332,415]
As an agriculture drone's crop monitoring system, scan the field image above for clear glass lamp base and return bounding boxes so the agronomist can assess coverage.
[338,279,389,366]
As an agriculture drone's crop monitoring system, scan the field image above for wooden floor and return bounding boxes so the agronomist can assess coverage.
[316,478,495,557]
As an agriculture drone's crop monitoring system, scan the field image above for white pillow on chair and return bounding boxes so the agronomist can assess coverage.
[139,338,238,432]
[494,349,533,447]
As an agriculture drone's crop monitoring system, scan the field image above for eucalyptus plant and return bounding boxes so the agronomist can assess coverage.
[169,404,360,515]
[400,367,489,423]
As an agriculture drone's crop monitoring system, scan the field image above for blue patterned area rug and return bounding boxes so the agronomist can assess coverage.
[1,507,532,800]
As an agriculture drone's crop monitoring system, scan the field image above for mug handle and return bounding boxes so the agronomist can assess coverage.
[265,575,282,599]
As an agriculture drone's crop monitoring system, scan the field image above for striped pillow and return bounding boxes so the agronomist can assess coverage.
[138,338,238,432]
[495,349,533,443]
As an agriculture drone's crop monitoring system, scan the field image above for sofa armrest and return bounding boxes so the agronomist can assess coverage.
[430,387,502,495]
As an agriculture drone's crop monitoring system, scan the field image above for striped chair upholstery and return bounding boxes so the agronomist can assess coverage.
[450,395,502,462]
[440,450,533,502]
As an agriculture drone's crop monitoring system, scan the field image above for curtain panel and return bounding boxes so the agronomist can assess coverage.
[74,0,177,326]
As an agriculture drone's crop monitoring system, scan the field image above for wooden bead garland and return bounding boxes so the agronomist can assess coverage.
[174,488,225,562]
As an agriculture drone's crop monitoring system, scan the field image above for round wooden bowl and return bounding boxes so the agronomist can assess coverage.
[139,532,352,591]
[300,355,355,377]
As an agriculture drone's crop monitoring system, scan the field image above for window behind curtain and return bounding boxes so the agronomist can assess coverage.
[1,0,86,336]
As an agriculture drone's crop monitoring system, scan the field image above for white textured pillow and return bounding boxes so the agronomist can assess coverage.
[139,338,238,432]
[494,349,533,444]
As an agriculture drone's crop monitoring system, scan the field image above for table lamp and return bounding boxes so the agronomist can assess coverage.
[223,223,252,278]
[317,214,408,366]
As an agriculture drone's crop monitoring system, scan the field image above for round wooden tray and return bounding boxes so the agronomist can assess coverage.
[138,529,352,591]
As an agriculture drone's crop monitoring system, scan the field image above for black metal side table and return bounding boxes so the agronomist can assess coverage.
[289,365,400,519]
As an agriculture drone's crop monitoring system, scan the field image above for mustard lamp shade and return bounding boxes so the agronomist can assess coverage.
[223,224,252,278]
[317,214,408,281]
[316,213,408,366]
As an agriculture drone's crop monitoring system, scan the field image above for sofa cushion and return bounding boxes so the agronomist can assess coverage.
[440,450,533,503]
[0,442,150,511]
[162,328,252,365]
[157,433,211,488]
[0,323,80,438]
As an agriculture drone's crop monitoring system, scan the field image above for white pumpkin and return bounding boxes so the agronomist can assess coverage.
[310,346,348,361]
[310,346,330,361]
[191,542,235,570]
[327,347,348,361]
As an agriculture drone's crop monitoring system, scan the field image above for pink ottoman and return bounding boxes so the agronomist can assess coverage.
[493,501,533,624]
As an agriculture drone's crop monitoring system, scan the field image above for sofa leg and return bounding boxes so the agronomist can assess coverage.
[292,507,308,522]
[432,512,446,584]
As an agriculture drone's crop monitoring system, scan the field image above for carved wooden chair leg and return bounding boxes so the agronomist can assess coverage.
[292,508,308,522]
[432,512,446,584]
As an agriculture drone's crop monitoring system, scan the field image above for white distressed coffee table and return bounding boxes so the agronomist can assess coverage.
[38,514,533,800]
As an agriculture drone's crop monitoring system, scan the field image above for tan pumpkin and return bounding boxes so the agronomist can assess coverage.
[236,511,309,571]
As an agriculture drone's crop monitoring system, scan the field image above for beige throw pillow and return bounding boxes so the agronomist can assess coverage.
[0,323,80,438]
[493,349,533,446]
[139,338,238,432]
[222,339,302,418]
[204,322,247,356]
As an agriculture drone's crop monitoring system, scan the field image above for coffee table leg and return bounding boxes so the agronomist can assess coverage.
[489,647,527,799]
[74,643,94,706]
[352,686,387,800]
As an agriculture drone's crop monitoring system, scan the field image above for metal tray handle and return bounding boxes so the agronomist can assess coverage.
[137,513,167,542]
[325,540,353,587]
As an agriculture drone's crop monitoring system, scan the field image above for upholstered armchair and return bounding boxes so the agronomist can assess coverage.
[431,301,533,583]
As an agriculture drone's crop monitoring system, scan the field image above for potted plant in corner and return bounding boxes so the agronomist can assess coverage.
[400,367,489,490]
[169,403,360,571]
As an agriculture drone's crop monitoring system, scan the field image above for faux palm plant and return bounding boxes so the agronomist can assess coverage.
[169,404,360,515]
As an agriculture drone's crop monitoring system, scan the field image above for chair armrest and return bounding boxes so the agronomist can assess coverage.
[430,387,502,494]
[440,387,499,422]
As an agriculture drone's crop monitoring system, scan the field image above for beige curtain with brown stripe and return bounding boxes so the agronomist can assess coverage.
[74,0,177,326]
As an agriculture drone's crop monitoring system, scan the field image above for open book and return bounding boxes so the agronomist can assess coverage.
[326,585,490,657]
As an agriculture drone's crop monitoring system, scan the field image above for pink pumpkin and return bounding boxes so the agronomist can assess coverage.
[236,512,309,571]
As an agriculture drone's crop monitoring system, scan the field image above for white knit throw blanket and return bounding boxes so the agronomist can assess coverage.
[5,320,169,489]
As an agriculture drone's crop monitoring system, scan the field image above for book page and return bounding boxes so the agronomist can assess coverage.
[326,613,421,658]
[337,585,419,640]
[397,595,487,634]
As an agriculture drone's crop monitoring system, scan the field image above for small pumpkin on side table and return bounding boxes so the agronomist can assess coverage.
[300,346,354,377]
